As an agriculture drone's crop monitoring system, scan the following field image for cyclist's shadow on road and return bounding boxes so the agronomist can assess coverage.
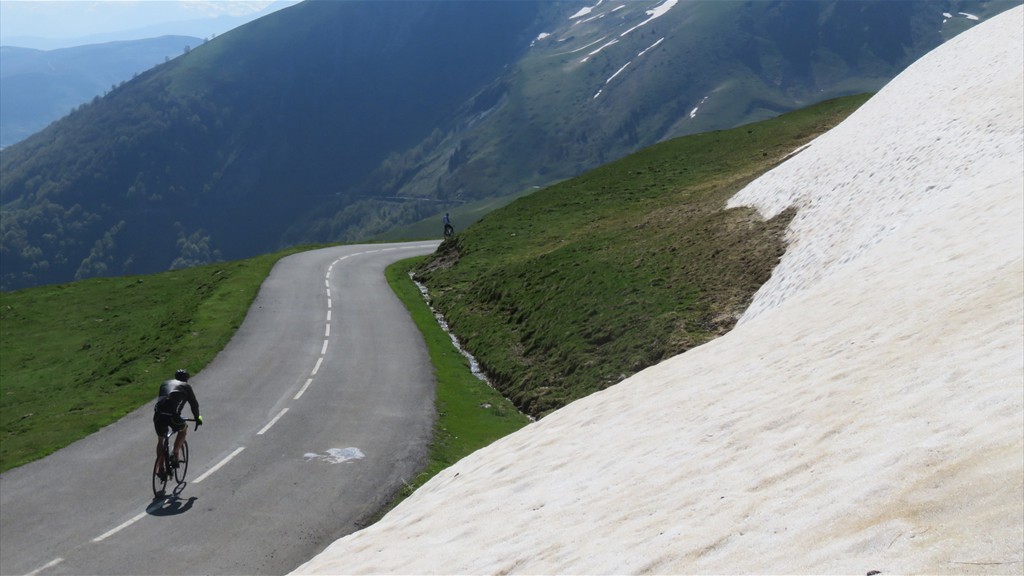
[147,485,197,516]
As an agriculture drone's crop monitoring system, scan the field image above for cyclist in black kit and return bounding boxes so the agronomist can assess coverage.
[443,213,454,238]
[153,369,202,481]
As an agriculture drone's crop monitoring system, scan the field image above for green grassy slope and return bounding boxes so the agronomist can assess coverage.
[0,248,316,471]
[376,259,529,517]
[414,94,870,418]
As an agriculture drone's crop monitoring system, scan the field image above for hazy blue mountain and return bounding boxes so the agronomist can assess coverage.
[0,36,201,147]
[0,0,299,50]
[0,0,1018,291]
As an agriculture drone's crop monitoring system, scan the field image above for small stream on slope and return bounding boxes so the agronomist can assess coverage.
[412,274,533,421]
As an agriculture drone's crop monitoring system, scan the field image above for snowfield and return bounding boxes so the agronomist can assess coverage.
[296,6,1023,575]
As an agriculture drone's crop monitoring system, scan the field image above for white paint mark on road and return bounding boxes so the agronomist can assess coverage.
[311,357,323,376]
[257,408,289,435]
[193,446,245,484]
[93,511,146,542]
[325,323,330,337]
[304,447,365,464]
[327,309,332,322]
[294,378,314,400]
[26,557,63,575]
[327,298,332,309]
[321,339,329,355]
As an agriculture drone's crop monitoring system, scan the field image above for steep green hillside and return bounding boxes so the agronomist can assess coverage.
[415,94,869,418]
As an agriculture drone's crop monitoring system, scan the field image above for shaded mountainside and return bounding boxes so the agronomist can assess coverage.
[1,0,1018,291]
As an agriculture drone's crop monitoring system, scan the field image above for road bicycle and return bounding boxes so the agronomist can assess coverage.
[152,418,198,497]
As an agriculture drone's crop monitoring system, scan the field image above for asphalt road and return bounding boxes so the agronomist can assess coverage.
[0,241,441,576]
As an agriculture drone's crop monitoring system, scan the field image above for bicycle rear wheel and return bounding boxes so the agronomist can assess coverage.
[153,451,168,496]
[174,440,189,484]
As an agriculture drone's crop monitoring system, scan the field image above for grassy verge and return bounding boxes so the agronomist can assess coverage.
[0,246,320,472]
[376,257,530,515]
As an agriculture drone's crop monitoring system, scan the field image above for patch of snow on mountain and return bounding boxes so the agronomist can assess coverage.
[689,95,709,118]
[566,35,608,55]
[728,5,1021,324]
[570,1,602,20]
[605,61,631,84]
[620,0,678,37]
[580,38,619,63]
[637,36,664,57]
[594,38,666,98]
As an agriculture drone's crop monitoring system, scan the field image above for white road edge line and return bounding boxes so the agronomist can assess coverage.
[193,446,245,484]
[294,378,314,400]
[26,557,63,575]
[93,511,146,543]
[311,357,324,376]
[257,408,289,435]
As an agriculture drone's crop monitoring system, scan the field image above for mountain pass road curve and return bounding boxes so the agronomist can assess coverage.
[0,241,441,575]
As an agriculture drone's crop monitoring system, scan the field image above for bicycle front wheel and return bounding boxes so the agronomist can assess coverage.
[174,440,189,484]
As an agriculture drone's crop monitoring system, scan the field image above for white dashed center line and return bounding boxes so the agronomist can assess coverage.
[26,557,63,576]
[257,408,289,435]
[193,446,246,484]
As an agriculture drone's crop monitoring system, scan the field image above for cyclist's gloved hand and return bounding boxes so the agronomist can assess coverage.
[196,415,204,427]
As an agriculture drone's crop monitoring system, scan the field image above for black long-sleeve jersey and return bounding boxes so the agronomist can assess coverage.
[154,379,199,418]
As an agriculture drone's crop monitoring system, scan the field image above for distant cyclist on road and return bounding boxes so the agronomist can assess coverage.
[153,369,202,481]
[443,212,454,238]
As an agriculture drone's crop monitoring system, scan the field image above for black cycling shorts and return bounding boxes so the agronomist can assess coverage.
[153,412,186,437]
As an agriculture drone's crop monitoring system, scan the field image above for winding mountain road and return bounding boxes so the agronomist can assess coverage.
[0,241,440,575]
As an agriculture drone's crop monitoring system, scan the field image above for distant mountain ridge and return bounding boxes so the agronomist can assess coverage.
[1,0,1019,291]
[0,36,201,148]
[0,0,299,50]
